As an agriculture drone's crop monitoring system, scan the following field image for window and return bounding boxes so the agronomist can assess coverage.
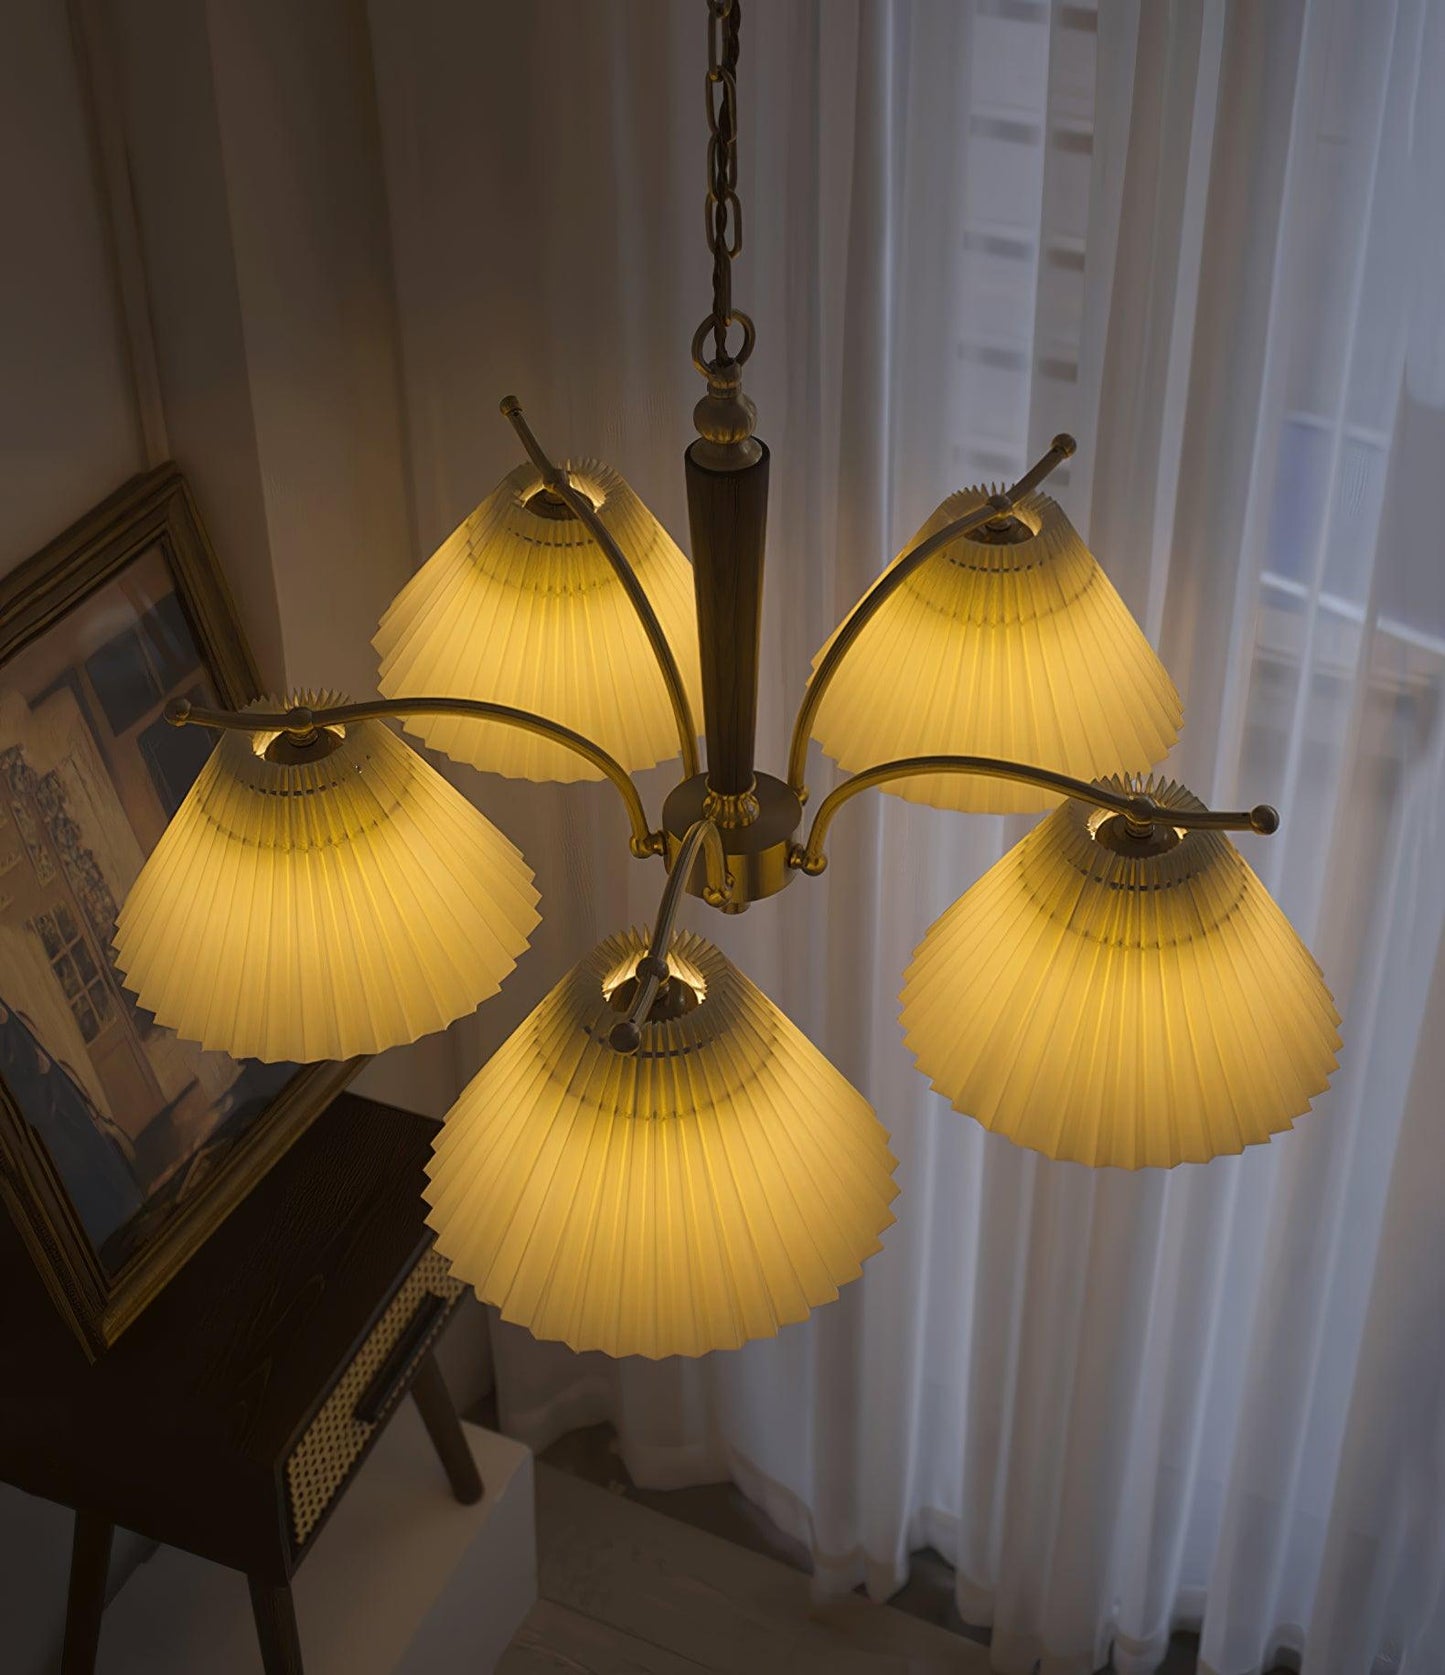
[32,905,114,1045]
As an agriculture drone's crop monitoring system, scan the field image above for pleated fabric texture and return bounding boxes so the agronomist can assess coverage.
[374,459,704,781]
[425,928,900,1358]
[809,488,1183,812]
[900,776,1341,1167]
[113,693,541,1063]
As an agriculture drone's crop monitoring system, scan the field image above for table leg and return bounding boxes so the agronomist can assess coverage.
[61,1509,113,1675]
[249,1576,304,1675]
[412,1349,484,1504]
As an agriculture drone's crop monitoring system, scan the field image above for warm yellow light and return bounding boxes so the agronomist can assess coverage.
[424,928,899,1358]
[113,694,540,1063]
[373,460,703,781]
[899,777,1340,1166]
[809,489,1183,812]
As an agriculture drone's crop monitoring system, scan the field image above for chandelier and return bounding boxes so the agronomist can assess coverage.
[115,3,1339,1359]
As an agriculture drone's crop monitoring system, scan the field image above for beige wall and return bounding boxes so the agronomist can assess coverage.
[0,2,142,571]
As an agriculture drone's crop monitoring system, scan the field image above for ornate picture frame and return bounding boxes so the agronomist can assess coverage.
[0,465,361,1358]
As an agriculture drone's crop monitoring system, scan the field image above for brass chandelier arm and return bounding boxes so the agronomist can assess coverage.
[609,817,732,1054]
[791,754,1280,875]
[785,433,1079,799]
[499,395,702,780]
[165,696,663,860]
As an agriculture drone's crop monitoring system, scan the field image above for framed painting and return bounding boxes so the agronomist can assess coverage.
[0,466,361,1358]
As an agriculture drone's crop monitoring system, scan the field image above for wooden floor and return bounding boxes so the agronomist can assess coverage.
[498,1464,991,1673]
[485,1420,1278,1674]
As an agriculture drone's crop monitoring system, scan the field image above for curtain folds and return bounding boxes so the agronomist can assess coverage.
[363,4,1445,1671]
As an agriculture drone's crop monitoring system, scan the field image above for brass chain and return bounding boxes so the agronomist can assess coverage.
[698,0,752,372]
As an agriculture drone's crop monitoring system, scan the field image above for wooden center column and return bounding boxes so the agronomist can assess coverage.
[684,436,770,803]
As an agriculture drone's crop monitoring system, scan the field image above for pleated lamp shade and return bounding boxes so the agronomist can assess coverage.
[809,489,1183,813]
[113,694,541,1063]
[424,928,899,1358]
[373,459,704,781]
[899,777,1340,1167]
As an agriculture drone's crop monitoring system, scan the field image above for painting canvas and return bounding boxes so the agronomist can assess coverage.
[0,467,358,1355]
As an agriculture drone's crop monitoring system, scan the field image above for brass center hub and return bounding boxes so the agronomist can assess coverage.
[662,772,803,913]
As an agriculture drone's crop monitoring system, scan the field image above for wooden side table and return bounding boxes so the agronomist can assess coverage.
[0,1091,482,1675]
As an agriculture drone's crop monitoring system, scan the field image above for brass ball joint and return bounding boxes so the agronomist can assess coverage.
[607,954,675,1053]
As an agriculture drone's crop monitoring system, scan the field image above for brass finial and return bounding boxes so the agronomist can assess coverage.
[692,358,762,468]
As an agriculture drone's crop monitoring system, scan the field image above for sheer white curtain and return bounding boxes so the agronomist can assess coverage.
[365,3,1445,1671]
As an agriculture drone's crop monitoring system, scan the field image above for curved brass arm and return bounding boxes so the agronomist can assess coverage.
[500,396,702,780]
[791,754,1279,874]
[166,696,663,860]
[785,434,1078,798]
[608,817,731,1054]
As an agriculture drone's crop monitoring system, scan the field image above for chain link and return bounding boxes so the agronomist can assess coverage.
[699,0,750,370]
